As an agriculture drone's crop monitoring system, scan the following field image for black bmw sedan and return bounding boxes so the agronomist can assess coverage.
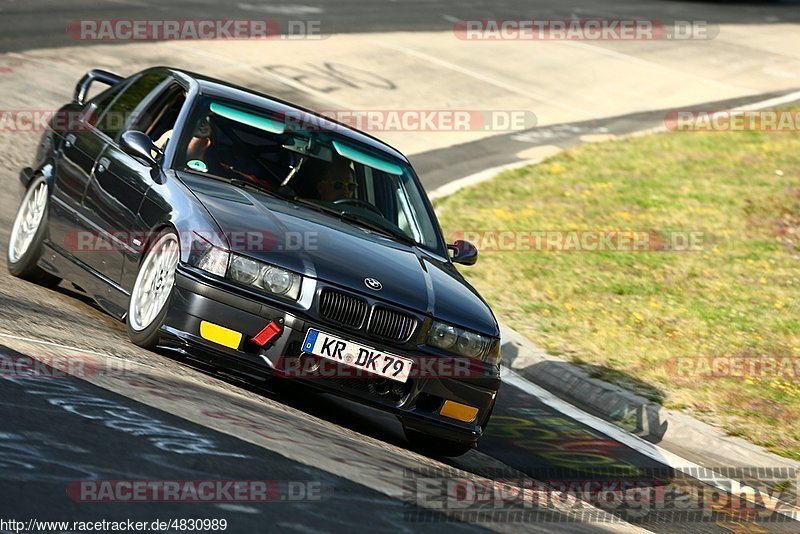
[7,67,500,456]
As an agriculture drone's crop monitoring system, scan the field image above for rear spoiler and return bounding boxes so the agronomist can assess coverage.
[73,69,124,106]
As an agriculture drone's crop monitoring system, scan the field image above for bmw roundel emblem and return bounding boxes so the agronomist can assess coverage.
[364,278,382,291]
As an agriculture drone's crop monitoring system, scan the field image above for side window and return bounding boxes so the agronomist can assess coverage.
[83,83,126,128]
[94,72,167,140]
[128,82,187,150]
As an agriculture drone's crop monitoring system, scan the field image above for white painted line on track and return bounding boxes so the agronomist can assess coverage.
[428,89,800,201]
[0,331,111,358]
[0,330,166,375]
[501,366,800,522]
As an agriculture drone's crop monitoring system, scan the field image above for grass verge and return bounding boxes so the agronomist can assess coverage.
[436,112,800,459]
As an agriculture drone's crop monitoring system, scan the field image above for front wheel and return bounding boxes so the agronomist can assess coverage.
[7,175,61,287]
[126,230,180,349]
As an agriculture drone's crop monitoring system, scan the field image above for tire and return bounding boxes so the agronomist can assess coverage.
[126,229,180,349]
[7,174,61,287]
[404,428,475,458]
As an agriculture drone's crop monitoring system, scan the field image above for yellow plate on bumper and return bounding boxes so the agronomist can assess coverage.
[200,321,243,350]
[440,400,479,423]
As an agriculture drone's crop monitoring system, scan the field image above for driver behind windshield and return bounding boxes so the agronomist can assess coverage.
[291,155,356,202]
[316,156,356,202]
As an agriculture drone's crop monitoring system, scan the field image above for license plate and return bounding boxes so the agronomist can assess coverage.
[301,329,413,383]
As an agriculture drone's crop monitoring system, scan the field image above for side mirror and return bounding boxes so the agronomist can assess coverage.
[120,130,161,167]
[448,240,478,266]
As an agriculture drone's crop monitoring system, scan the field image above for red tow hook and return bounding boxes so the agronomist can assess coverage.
[252,318,284,347]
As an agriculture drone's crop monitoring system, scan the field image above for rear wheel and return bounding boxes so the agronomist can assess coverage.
[7,175,61,287]
[404,428,474,458]
[126,230,180,349]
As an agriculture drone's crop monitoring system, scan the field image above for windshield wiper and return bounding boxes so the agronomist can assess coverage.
[338,211,418,246]
[291,198,418,246]
[183,169,282,199]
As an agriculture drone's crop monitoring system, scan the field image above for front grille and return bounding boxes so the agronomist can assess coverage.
[318,289,368,328]
[367,306,417,342]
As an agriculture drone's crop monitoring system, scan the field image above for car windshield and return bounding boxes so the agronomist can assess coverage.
[174,97,445,254]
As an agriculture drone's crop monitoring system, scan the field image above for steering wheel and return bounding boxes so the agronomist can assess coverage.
[333,198,384,217]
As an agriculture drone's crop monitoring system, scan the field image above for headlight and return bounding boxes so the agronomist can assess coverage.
[428,322,457,349]
[426,320,497,363]
[228,253,302,301]
[188,233,229,277]
[229,255,260,284]
[457,330,485,357]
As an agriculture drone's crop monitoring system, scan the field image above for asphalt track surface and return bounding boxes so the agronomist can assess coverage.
[2,0,800,53]
[2,1,800,533]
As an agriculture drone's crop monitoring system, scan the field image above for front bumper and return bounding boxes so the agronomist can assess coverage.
[161,266,501,445]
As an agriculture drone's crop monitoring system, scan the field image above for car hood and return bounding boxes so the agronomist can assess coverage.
[180,173,498,336]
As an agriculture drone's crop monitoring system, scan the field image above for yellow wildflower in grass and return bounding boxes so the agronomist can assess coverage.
[492,208,514,220]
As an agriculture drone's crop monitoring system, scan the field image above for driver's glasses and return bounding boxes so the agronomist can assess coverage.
[325,180,357,193]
